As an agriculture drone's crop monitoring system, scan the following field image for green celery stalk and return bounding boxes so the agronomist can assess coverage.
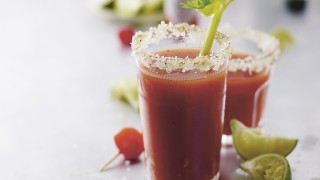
[181,0,234,55]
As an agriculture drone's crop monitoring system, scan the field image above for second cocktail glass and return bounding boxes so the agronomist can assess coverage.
[220,26,280,143]
[131,22,231,180]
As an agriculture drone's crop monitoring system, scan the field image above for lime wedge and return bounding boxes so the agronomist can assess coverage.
[240,153,292,180]
[115,0,144,19]
[231,119,298,160]
[110,77,139,111]
[270,27,294,52]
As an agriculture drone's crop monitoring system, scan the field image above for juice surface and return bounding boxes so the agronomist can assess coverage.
[223,53,271,135]
[137,49,226,180]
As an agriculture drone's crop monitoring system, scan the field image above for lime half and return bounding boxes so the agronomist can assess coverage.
[240,153,292,180]
[231,119,298,160]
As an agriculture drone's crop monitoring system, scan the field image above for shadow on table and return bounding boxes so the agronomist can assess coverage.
[220,145,252,180]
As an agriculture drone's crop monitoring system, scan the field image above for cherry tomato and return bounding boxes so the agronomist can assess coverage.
[100,127,144,172]
[114,127,144,160]
[118,26,135,47]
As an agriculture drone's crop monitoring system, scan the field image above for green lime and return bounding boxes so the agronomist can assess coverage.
[114,0,144,19]
[240,153,292,180]
[102,0,115,9]
[270,27,294,52]
[231,119,298,160]
[142,0,163,15]
[110,77,139,111]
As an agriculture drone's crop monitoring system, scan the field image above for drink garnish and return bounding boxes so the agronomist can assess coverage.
[270,27,294,52]
[220,25,281,72]
[110,77,139,111]
[100,127,144,172]
[118,26,135,47]
[231,119,298,160]
[131,23,231,72]
[240,153,292,180]
[181,0,234,55]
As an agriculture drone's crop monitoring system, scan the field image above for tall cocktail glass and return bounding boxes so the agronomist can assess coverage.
[131,22,231,180]
[220,26,280,143]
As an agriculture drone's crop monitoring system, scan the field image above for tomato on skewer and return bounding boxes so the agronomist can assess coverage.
[100,127,144,172]
[114,127,144,160]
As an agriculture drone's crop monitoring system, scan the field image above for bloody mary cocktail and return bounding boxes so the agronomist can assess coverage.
[220,26,280,136]
[224,53,271,135]
[132,23,231,180]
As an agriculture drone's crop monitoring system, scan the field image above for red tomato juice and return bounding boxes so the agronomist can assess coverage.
[223,53,271,135]
[137,49,227,180]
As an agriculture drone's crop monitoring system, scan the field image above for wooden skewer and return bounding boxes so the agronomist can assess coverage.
[99,152,121,172]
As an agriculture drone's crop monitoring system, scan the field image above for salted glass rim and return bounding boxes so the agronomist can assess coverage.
[220,25,280,72]
[131,22,231,73]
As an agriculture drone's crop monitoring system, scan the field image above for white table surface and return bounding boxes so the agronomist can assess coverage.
[0,0,320,179]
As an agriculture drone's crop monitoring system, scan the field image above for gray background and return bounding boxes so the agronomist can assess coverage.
[0,0,319,179]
